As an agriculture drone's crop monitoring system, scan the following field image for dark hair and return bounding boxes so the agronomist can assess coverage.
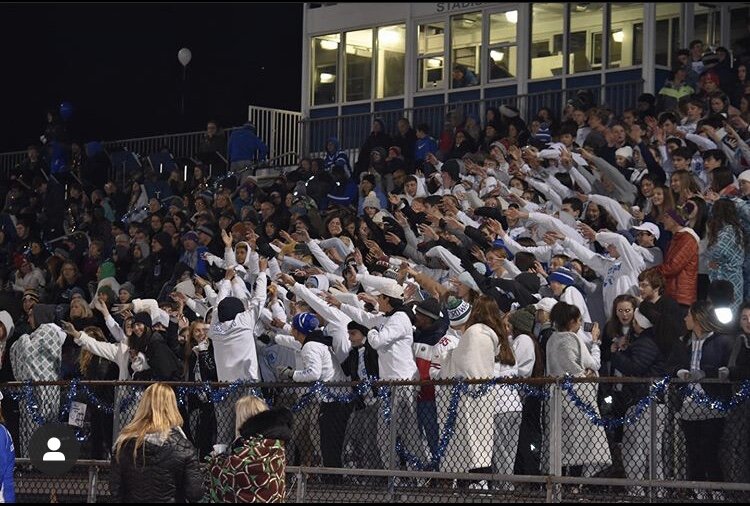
[671,146,694,161]
[710,167,734,193]
[689,39,703,50]
[687,196,709,238]
[703,149,726,164]
[638,268,666,295]
[562,197,583,215]
[416,123,431,135]
[658,111,678,125]
[605,294,639,339]
[550,301,582,332]
[707,198,745,249]
[514,251,536,272]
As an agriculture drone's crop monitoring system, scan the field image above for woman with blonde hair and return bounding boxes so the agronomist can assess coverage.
[110,383,203,503]
[208,396,293,503]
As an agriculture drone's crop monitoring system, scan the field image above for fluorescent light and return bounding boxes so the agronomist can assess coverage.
[505,10,518,24]
[379,29,401,46]
[715,307,734,324]
[426,58,443,69]
[612,30,624,43]
[320,39,339,51]
[490,50,505,62]
[319,72,335,83]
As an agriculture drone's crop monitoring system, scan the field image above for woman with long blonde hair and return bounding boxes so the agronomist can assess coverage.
[110,383,203,503]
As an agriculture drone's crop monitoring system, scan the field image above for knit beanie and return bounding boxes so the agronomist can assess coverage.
[23,288,40,303]
[615,146,634,161]
[133,312,152,328]
[362,191,381,210]
[98,261,116,281]
[217,296,246,323]
[415,297,443,321]
[509,307,536,335]
[548,269,575,287]
[119,282,136,299]
[293,313,320,336]
[97,285,116,303]
[447,296,472,328]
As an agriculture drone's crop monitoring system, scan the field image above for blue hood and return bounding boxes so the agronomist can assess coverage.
[326,137,340,153]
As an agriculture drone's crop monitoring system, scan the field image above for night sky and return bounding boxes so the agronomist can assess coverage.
[0,2,303,152]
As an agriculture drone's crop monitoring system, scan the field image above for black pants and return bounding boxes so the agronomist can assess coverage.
[680,418,725,482]
[319,401,352,469]
[182,397,217,459]
[514,396,542,475]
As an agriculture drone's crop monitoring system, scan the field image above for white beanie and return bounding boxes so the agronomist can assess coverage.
[615,146,633,160]
[174,279,196,299]
[0,311,13,339]
[738,170,750,184]
[363,191,381,210]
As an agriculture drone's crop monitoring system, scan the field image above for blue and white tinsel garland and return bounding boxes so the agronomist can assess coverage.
[4,374,750,452]
[680,379,750,413]
[560,375,671,429]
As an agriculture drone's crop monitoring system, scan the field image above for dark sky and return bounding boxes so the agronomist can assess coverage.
[0,2,303,152]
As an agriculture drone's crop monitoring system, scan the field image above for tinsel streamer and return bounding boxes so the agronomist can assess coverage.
[78,384,115,415]
[22,381,48,427]
[560,375,671,429]
[58,378,79,422]
[680,379,750,412]
[395,380,467,471]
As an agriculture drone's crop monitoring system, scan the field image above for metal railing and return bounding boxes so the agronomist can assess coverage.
[248,105,304,168]
[4,375,750,502]
[301,80,644,164]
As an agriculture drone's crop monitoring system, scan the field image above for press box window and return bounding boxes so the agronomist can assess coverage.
[344,28,373,102]
[451,11,482,88]
[488,10,518,79]
[418,22,445,90]
[312,34,340,106]
[376,25,406,98]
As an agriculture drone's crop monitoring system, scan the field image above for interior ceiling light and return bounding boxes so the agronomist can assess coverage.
[612,29,624,43]
[320,39,339,50]
[505,10,518,24]
[319,72,335,83]
[490,50,505,62]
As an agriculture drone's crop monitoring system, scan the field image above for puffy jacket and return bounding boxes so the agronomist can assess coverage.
[611,328,667,407]
[658,227,699,306]
[110,427,203,503]
[228,124,268,163]
[207,408,292,503]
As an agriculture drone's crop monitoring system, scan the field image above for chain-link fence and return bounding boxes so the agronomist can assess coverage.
[4,377,750,502]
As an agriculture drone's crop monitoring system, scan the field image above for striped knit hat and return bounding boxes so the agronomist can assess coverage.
[548,269,575,287]
[447,297,472,327]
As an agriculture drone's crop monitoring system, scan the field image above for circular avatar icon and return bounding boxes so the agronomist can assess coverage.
[29,423,81,476]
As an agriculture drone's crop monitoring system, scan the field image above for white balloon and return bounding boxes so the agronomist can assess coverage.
[178,48,192,67]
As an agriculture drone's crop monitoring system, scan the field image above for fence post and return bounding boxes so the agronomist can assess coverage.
[548,381,562,503]
[87,465,98,503]
[295,469,306,503]
[387,384,400,497]
[270,111,277,162]
[649,400,657,502]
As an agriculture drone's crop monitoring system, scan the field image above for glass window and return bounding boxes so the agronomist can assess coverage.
[418,22,445,90]
[344,29,373,102]
[731,7,750,67]
[376,25,405,98]
[608,3,643,69]
[569,2,604,73]
[654,3,681,67]
[694,5,720,48]
[530,3,567,79]
[312,34,340,106]
[451,11,482,88]
[488,10,518,79]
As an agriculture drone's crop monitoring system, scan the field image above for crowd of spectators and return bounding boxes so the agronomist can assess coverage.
[2,39,750,496]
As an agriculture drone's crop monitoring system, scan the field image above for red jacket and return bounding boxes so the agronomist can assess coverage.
[658,228,699,306]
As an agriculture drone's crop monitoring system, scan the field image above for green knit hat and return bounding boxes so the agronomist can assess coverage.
[98,261,116,281]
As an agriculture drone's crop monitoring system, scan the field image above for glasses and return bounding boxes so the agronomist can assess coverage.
[617,308,633,314]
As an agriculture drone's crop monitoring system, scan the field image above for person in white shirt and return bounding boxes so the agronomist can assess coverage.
[327,282,426,470]
[277,313,350,471]
[210,260,268,445]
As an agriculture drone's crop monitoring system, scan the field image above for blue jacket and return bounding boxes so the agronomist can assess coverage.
[228,124,268,163]
[0,424,15,503]
[323,137,352,176]
[414,136,438,161]
[321,180,358,211]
